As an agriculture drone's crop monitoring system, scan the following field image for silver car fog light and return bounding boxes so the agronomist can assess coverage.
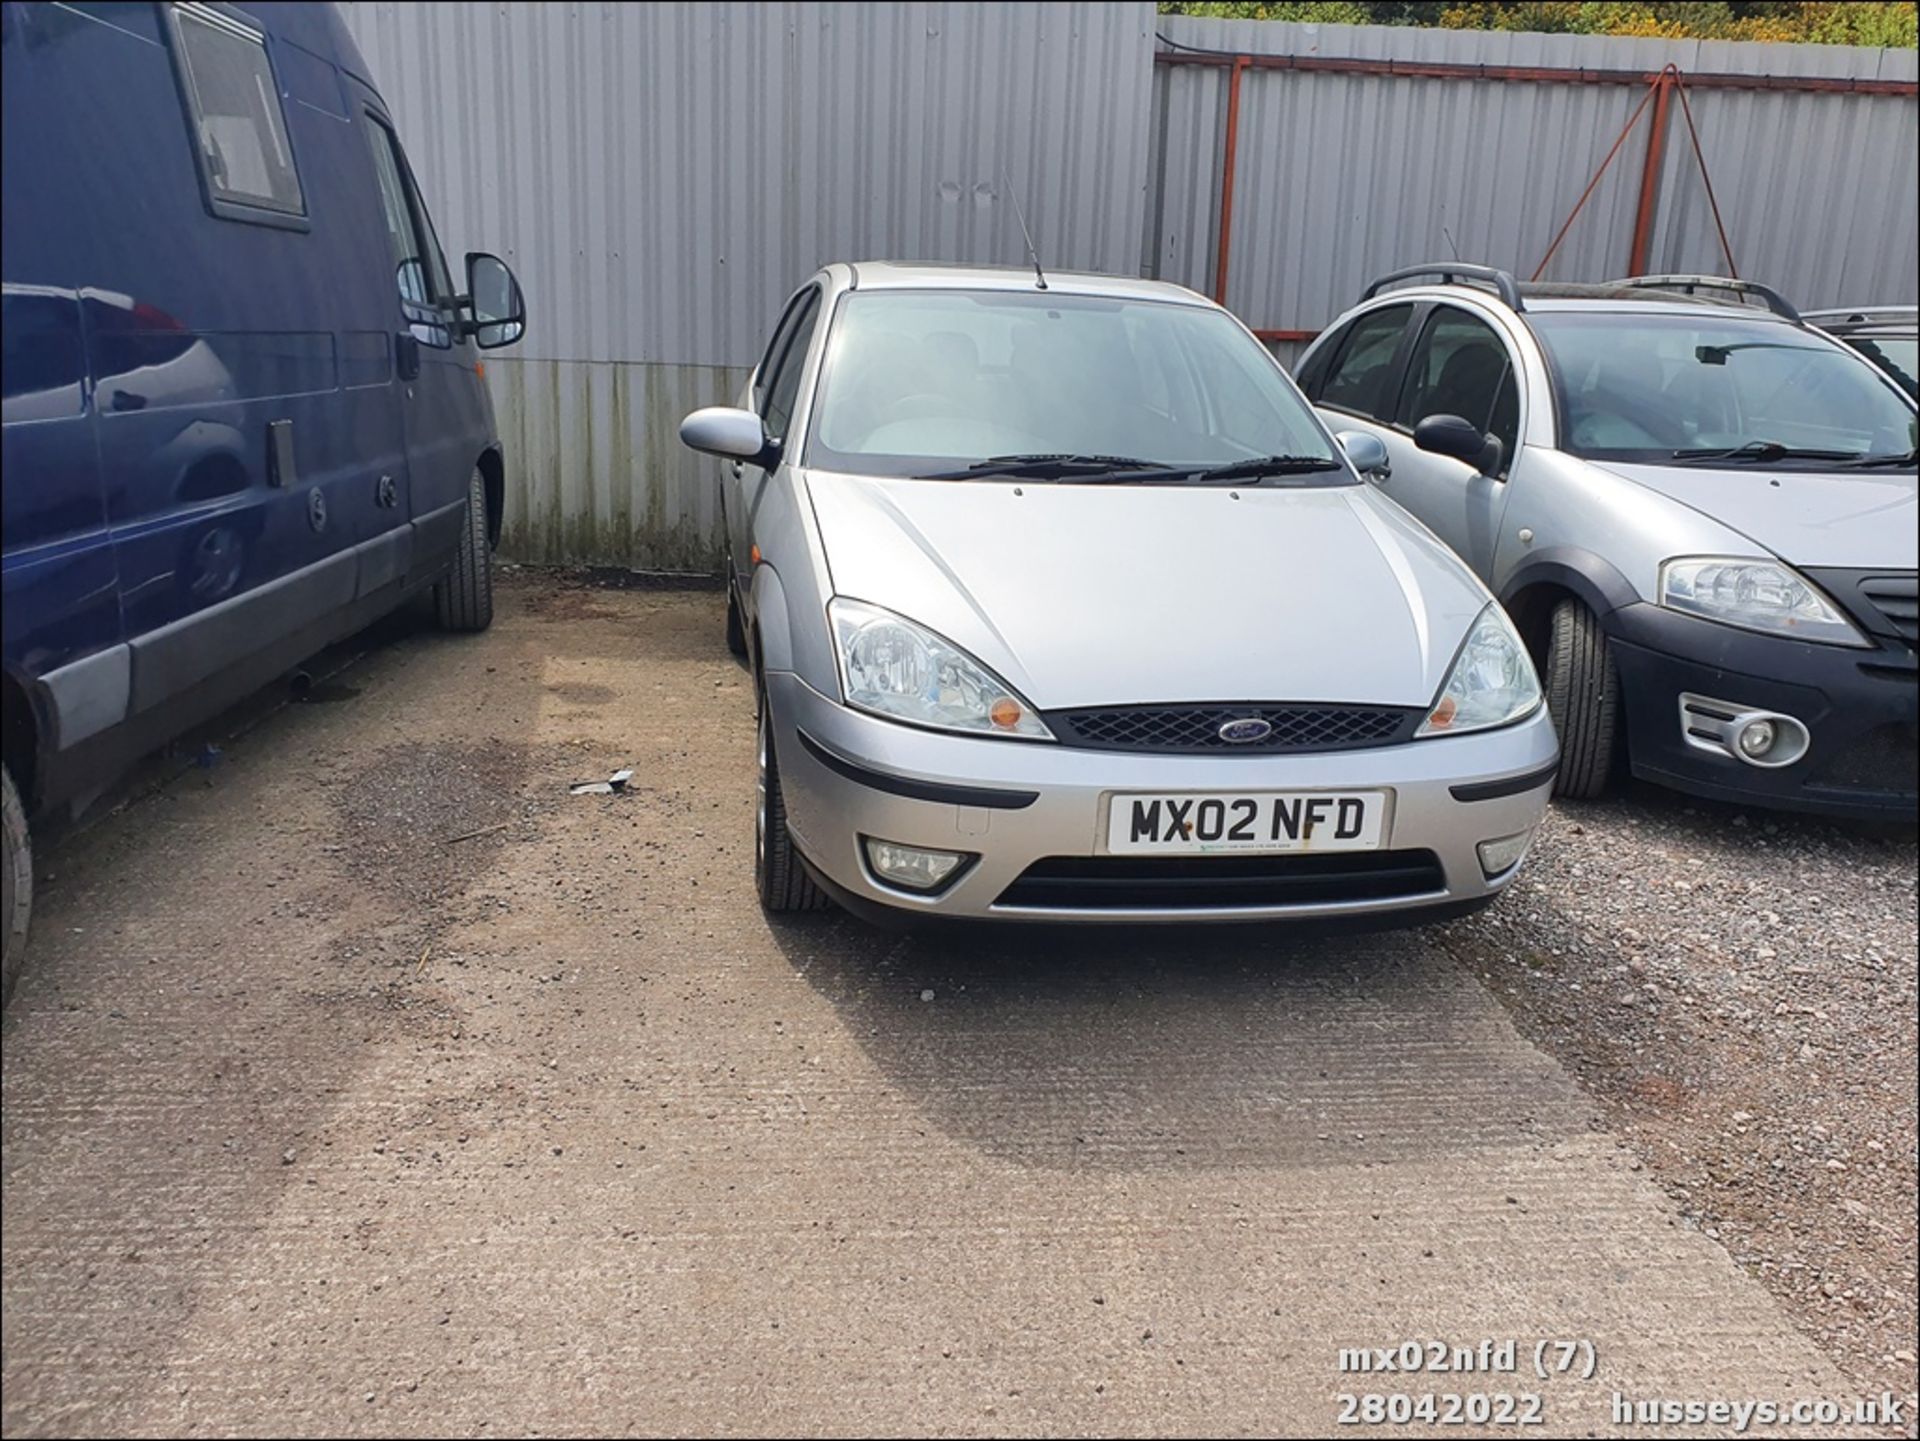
[863,837,973,893]
[1477,829,1536,878]
[1679,694,1811,769]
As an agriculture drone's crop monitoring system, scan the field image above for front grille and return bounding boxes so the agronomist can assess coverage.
[1859,575,1919,647]
[1045,702,1421,754]
[1807,568,1918,657]
[1812,723,1920,797]
[995,849,1446,911]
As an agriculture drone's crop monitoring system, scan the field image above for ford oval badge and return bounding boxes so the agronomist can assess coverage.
[1218,717,1273,745]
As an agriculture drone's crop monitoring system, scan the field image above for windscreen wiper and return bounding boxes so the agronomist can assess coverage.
[1043,453,1347,485]
[918,453,1160,480]
[1175,453,1345,483]
[1835,447,1919,469]
[1671,440,1862,464]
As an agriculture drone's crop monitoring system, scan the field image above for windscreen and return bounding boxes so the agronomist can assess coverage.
[1531,311,1917,464]
[805,289,1341,479]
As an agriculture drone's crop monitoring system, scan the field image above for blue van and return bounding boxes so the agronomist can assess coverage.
[1,0,526,993]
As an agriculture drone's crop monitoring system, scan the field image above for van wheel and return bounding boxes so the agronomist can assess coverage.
[435,467,494,633]
[755,691,828,913]
[725,578,748,658]
[3,764,31,1005]
[1544,597,1622,800]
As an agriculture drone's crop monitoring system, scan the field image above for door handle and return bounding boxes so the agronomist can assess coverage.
[396,332,421,382]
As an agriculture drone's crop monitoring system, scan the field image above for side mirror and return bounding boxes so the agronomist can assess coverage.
[1335,429,1390,480]
[681,406,773,465]
[462,252,525,349]
[1413,413,1502,476]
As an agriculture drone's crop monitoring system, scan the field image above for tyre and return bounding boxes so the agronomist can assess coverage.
[3,763,31,1005]
[725,577,748,657]
[435,466,494,632]
[1543,597,1623,799]
[755,691,829,913]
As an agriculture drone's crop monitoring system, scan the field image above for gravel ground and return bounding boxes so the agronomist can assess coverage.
[1442,796,1918,1416]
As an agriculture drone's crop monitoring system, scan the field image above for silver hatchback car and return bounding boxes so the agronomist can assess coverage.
[1297,267,1917,822]
[681,263,1557,924]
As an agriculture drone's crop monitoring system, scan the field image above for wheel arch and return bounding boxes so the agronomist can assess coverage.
[0,667,42,813]
[1500,548,1639,659]
[476,445,505,549]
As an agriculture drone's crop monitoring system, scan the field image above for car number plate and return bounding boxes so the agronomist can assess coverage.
[1104,790,1387,855]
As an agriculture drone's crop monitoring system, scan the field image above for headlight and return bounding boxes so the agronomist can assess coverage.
[1659,558,1868,647]
[828,598,1053,740]
[1418,603,1542,738]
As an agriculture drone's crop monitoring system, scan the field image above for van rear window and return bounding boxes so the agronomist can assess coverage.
[166,3,306,222]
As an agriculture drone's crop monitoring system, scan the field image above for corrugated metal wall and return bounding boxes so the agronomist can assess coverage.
[1152,16,1918,366]
[337,0,1159,568]
[337,3,1914,566]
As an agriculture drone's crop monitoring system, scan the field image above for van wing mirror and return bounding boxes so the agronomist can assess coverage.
[461,252,526,349]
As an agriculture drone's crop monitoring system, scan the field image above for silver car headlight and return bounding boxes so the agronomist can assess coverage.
[1418,602,1543,738]
[828,598,1053,740]
[1659,557,1868,647]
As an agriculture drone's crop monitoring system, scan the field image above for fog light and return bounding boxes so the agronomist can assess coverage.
[1477,830,1535,878]
[863,837,970,892]
[1737,718,1776,758]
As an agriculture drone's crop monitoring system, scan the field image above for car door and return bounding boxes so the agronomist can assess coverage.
[352,91,487,553]
[731,286,821,594]
[1379,305,1521,577]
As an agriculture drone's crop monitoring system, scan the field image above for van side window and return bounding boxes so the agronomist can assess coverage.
[1318,304,1414,421]
[362,114,453,345]
[164,3,305,221]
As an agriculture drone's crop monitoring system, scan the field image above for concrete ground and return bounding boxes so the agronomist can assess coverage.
[0,574,1891,1437]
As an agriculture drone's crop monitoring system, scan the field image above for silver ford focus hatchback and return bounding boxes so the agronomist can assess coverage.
[681,263,1557,924]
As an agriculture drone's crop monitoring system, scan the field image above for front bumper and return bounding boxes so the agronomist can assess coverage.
[767,671,1558,923]
[1607,602,1918,821]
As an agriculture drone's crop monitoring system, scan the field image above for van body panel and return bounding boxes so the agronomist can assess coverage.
[1,0,518,815]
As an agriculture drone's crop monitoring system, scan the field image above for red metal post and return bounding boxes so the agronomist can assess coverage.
[1628,66,1676,277]
[1213,56,1249,307]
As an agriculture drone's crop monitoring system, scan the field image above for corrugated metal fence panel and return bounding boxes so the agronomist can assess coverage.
[1152,16,1919,341]
[1649,45,1918,306]
[337,1,1157,567]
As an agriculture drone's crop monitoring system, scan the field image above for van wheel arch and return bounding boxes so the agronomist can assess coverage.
[476,447,505,549]
[1,671,39,814]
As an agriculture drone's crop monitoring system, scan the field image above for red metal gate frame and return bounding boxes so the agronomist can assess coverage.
[1155,47,1917,344]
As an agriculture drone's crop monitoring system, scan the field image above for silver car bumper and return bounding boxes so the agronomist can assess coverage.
[768,671,1558,924]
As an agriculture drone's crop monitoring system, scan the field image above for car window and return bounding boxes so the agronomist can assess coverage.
[362,113,452,344]
[761,288,821,443]
[1399,306,1519,472]
[806,289,1339,479]
[754,290,813,413]
[1845,336,1918,401]
[1318,304,1412,420]
[166,3,304,218]
[1532,312,1917,463]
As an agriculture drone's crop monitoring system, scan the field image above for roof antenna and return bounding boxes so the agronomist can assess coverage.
[1442,224,1462,261]
[1002,168,1047,291]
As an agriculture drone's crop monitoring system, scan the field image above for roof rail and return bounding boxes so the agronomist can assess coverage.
[1611,275,1801,323]
[1361,263,1523,311]
[1801,305,1919,328]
